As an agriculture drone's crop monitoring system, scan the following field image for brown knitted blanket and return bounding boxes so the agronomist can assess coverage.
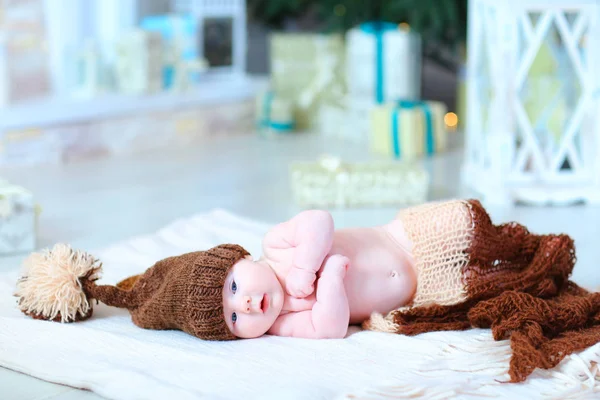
[364,199,600,383]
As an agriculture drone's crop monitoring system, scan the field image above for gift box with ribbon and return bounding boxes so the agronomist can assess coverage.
[141,14,199,89]
[0,180,39,254]
[270,33,346,131]
[255,91,295,136]
[347,22,421,105]
[370,100,448,159]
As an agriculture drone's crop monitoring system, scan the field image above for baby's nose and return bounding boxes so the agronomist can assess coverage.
[240,295,252,314]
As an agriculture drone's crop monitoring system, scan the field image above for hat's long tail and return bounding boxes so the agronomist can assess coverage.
[82,280,140,309]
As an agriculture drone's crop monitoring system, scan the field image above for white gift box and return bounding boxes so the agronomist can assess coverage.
[115,30,164,95]
[318,96,373,143]
[346,22,421,104]
[0,181,37,254]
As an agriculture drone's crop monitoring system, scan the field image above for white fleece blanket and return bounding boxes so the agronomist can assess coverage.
[1,209,599,400]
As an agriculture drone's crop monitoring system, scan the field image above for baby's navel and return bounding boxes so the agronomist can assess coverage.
[389,270,399,278]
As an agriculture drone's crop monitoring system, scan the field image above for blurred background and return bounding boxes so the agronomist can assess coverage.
[0,0,466,163]
[0,0,598,267]
[2,1,600,397]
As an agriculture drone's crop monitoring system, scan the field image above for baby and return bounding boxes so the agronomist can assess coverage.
[17,198,593,383]
[222,208,416,339]
[14,198,525,341]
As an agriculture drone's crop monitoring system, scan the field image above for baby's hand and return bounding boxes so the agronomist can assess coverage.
[286,255,348,297]
[267,253,350,339]
[318,254,349,280]
[262,210,334,298]
[286,268,316,298]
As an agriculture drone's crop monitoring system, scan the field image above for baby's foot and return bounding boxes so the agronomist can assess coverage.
[319,255,349,280]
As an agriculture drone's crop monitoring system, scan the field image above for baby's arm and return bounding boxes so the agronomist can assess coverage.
[262,210,334,298]
[267,255,350,339]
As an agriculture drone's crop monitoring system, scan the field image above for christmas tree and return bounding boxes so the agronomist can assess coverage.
[247,0,467,72]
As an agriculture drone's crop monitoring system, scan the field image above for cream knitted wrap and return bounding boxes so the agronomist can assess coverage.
[364,199,474,332]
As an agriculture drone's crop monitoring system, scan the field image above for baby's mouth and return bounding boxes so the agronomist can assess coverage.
[261,294,269,313]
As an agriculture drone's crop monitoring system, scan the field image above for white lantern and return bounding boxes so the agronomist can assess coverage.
[462,0,600,205]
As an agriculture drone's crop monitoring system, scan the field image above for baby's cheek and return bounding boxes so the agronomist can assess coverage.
[233,316,270,339]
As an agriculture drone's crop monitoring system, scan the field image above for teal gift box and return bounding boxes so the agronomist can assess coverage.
[256,91,295,136]
[370,100,448,159]
[141,14,198,89]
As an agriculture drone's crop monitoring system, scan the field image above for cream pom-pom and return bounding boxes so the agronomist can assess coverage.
[14,243,102,323]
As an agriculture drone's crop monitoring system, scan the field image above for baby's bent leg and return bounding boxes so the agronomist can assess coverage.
[311,255,350,338]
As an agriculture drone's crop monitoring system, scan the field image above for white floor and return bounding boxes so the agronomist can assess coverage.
[1,132,599,399]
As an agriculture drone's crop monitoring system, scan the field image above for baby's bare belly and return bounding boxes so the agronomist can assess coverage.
[331,225,416,324]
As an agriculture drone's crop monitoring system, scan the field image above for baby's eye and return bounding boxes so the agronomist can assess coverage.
[232,312,237,324]
[231,280,237,293]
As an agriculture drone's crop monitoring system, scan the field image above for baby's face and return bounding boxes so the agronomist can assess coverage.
[222,257,284,338]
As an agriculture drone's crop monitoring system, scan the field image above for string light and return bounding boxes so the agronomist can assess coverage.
[399,22,410,32]
[444,112,459,131]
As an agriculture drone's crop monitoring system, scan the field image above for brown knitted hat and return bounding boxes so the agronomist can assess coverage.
[15,243,250,341]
